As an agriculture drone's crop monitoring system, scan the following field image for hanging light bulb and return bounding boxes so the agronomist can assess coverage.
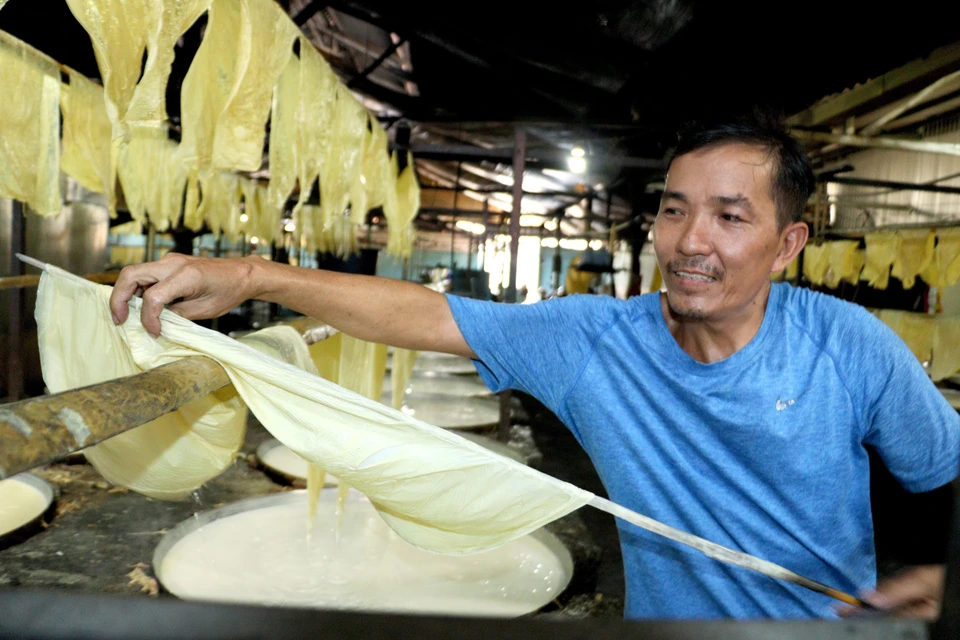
[250,236,259,245]
[240,213,249,224]
[284,221,296,233]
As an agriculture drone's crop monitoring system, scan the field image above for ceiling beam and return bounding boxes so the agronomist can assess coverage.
[821,176,960,196]
[347,37,406,89]
[788,41,960,128]
[292,0,325,26]
[397,143,665,170]
[793,130,960,157]
[861,69,960,135]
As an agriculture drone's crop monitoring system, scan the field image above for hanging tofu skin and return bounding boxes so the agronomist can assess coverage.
[388,153,420,258]
[362,122,390,213]
[195,171,242,239]
[381,151,402,253]
[293,39,337,214]
[117,127,186,230]
[308,332,342,384]
[390,349,419,411]
[315,214,359,257]
[38,266,593,553]
[0,32,61,215]
[892,229,936,289]
[861,232,901,290]
[179,0,244,175]
[267,55,300,215]
[212,0,298,172]
[801,243,829,286]
[61,73,116,215]
[338,336,389,402]
[876,309,934,364]
[824,240,863,288]
[124,0,212,126]
[64,0,153,134]
[320,85,367,227]
[931,317,960,382]
[937,228,960,289]
[295,204,319,254]
[349,122,373,225]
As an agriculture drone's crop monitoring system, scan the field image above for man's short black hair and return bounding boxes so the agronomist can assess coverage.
[668,108,815,231]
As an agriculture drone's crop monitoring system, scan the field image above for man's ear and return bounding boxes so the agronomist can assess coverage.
[772,222,809,273]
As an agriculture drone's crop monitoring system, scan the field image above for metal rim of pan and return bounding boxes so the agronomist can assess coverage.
[0,473,58,552]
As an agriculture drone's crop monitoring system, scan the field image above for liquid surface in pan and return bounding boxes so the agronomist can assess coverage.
[157,491,571,616]
[0,476,50,536]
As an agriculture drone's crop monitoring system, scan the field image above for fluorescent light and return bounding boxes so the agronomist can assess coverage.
[541,238,558,248]
[568,156,587,174]
[560,238,588,251]
[455,220,485,235]
[571,146,585,158]
[250,236,259,244]
[519,214,543,227]
[239,213,249,223]
[589,239,603,250]
[544,218,558,231]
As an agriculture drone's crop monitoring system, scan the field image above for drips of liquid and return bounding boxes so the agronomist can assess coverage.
[158,493,569,617]
[0,477,49,536]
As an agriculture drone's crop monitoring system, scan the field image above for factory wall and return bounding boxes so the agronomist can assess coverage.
[0,180,110,397]
[377,249,478,281]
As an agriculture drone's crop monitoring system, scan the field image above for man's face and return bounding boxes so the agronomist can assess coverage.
[653,142,787,322]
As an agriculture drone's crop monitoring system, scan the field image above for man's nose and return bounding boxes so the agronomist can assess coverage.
[677,213,712,256]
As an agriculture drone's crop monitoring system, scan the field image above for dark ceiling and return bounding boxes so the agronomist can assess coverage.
[2,0,959,228]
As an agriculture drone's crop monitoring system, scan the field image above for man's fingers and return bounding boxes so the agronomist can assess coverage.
[137,272,198,337]
[868,565,944,610]
[110,259,184,324]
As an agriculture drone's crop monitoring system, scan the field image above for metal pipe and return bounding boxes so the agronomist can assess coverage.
[505,128,525,304]
[7,201,24,403]
[145,223,157,263]
[479,200,489,272]
[0,272,120,291]
[450,216,456,270]
[0,317,336,478]
[932,470,960,640]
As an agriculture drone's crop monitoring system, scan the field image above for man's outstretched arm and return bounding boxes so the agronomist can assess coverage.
[108,253,476,358]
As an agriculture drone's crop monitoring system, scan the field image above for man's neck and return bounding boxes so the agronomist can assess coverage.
[659,284,772,364]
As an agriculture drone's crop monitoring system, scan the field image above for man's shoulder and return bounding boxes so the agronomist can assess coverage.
[774,283,905,369]
[775,283,881,340]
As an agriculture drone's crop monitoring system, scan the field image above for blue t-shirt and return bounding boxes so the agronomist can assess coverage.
[446,283,960,620]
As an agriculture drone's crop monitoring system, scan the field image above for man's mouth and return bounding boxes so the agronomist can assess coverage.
[673,270,717,283]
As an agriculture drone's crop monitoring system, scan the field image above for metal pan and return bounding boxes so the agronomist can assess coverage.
[253,439,340,488]
[388,352,478,376]
[382,392,501,430]
[384,372,493,398]
[0,473,57,551]
[152,489,574,618]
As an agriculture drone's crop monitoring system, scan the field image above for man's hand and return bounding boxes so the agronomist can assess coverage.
[836,564,945,620]
[110,254,261,338]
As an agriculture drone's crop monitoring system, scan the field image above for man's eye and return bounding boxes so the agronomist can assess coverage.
[722,213,743,223]
[662,208,681,216]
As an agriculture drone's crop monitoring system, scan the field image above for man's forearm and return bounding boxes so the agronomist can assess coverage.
[247,259,475,358]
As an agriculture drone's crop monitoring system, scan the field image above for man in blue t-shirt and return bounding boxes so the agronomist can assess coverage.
[112,113,959,620]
